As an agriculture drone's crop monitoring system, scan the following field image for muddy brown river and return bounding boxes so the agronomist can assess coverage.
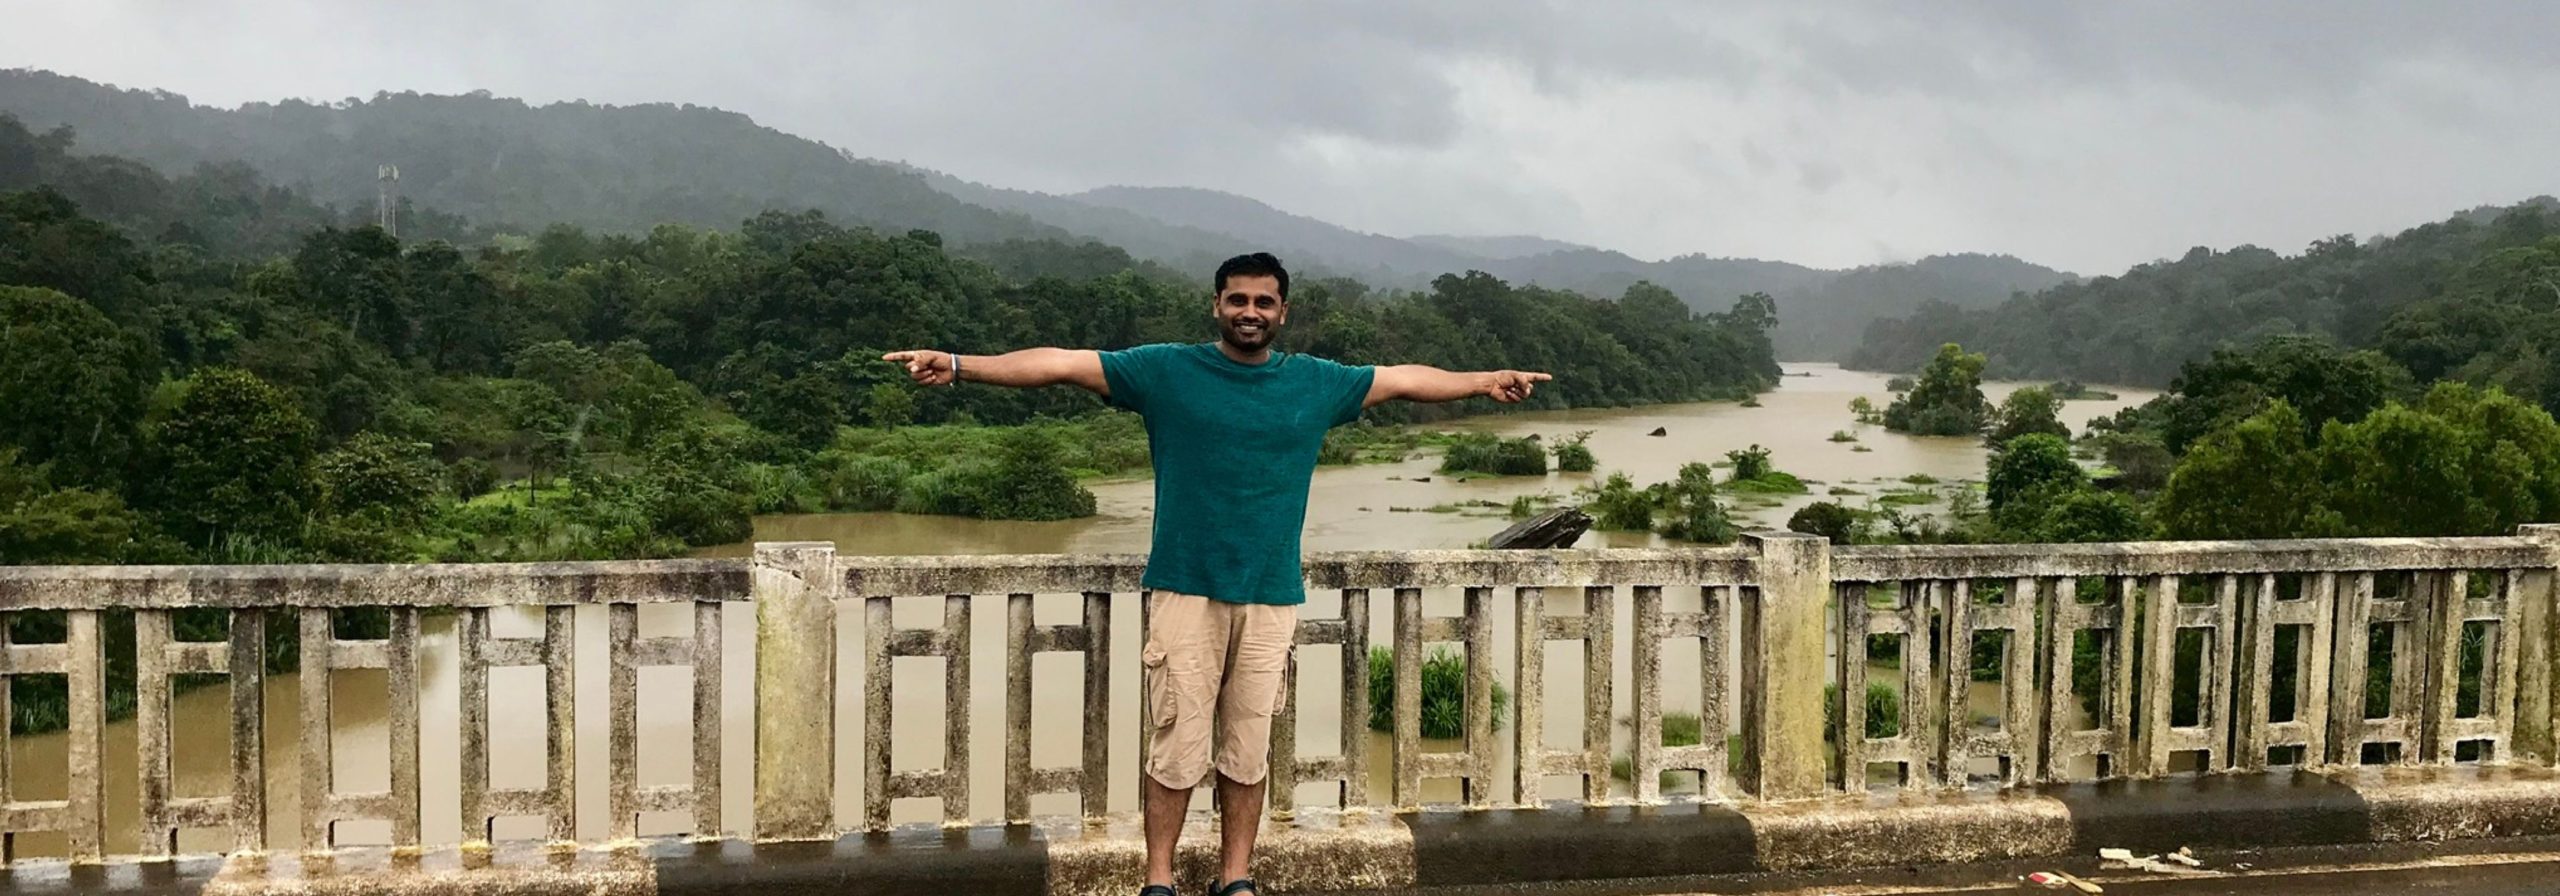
[8,365,2147,854]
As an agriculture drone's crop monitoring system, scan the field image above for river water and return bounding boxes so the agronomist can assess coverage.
[8,365,2149,854]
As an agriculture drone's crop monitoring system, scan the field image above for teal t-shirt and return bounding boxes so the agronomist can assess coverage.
[1099,342,1375,605]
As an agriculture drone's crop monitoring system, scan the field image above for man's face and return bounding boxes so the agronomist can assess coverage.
[1214,274,1287,353]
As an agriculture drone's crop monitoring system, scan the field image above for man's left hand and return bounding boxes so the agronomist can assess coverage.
[1486,370,1552,403]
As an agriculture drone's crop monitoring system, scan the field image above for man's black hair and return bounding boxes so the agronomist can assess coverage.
[1213,252,1290,300]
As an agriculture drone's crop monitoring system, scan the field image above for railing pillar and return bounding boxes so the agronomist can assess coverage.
[1740,532,1830,799]
[754,541,839,840]
[2518,525,2560,764]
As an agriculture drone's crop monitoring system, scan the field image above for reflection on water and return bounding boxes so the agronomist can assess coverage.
[6,365,2153,853]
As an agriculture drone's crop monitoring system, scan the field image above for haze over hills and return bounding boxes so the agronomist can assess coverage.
[0,67,2073,360]
[0,68,1066,246]
[926,169,2079,357]
[1407,234,1597,260]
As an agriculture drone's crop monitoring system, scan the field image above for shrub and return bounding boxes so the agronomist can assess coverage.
[1585,473,1654,530]
[1726,445,1774,481]
[1319,431,1360,465]
[1367,646,1509,738]
[983,429,1097,520]
[1659,492,1739,543]
[741,463,823,514]
[1787,501,1858,545]
[815,453,911,511]
[1441,433,1548,476]
[1824,682,1904,743]
[312,433,443,521]
[449,457,500,499]
[896,464,993,517]
[1552,431,1597,473]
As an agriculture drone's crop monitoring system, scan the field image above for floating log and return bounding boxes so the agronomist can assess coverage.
[1487,506,1593,549]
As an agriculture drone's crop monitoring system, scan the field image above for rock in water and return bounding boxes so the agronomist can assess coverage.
[1487,507,1594,549]
[1647,426,1668,437]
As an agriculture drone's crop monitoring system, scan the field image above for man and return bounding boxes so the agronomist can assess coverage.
[886,252,1549,896]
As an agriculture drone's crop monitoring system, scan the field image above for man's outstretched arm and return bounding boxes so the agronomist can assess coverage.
[882,348,1109,395]
[1365,365,1552,408]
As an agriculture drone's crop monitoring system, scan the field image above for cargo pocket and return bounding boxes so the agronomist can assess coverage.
[1271,648,1296,716]
[1142,643,1176,730]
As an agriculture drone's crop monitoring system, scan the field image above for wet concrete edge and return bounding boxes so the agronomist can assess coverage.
[648,826,1045,896]
[2043,769,2373,852]
[22,767,2560,894]
[1403,802,1756,885]
[0,856,221,896]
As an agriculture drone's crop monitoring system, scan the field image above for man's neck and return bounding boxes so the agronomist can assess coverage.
[1215,340,1273,366]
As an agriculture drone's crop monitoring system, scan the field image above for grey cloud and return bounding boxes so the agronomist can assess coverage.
[0,0,2554,272]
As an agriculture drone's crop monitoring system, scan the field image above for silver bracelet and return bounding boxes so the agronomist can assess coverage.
[947,352,961,385]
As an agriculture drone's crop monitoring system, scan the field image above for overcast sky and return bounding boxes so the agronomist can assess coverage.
[4,0,2555,273]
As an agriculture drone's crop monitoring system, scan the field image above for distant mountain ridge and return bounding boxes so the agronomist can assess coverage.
[0,67,2076,359]
[945,177,2077,357]
[0,68,1064,246]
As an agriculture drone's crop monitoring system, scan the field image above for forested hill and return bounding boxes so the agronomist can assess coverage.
[0,115,1783,565]
[938,171,2075,358]
[1,67,2072,359]
[0,68,1063,245]
[1847,197,2560,389]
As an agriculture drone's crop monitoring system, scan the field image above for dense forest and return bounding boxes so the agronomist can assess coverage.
[0,68,2064,360]
[1800,196,2560,548]
[0,113,1779,568]
[1848,198,2560,392]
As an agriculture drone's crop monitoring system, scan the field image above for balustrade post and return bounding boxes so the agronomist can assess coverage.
[1739,532,1830,799]
[2519,525,2560,764]
[754,542,839,840]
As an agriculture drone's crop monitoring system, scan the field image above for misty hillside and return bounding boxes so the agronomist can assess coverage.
[958,179,2075,357]
[902,167,1254,278]
[1408,234,1597,259]
[0,67,2075,360]
[1846,197,2560,386]
[1069,185,1487,285]
[975,182,2074,357]
[0,69,1062,245]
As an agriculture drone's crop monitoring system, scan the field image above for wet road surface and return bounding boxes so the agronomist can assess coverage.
[1348,837,2560,896]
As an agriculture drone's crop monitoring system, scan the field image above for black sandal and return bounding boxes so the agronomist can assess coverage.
[1212,880,1261,896]
[1140,886,1177,896]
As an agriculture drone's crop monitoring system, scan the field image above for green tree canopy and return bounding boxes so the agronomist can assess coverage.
[1787,501,1857,545]
[312,433,444,521]
[141,368,320,547]
[0,285,152,488]
[1986,433,2086,533]
[1987,386,2069,449]
[1883,344,1990,436]
[0,448,139,564]
[2152,336,2408,454]
[2314,384,2560,537]
[2155,402,2321,539]
[2036,490,2147,543]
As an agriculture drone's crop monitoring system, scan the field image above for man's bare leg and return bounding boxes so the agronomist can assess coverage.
[1214,772,1267,886]
[1143,775,1192,887]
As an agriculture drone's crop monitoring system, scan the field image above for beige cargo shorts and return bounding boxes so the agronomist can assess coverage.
[1141,591,1297,790]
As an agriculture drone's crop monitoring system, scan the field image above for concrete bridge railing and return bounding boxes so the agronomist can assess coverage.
[2,528,2558,890]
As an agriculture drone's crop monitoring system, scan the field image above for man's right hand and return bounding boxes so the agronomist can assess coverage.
[882,350,958,386]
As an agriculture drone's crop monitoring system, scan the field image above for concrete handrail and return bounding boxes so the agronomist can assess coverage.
[0,527,2554,875]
